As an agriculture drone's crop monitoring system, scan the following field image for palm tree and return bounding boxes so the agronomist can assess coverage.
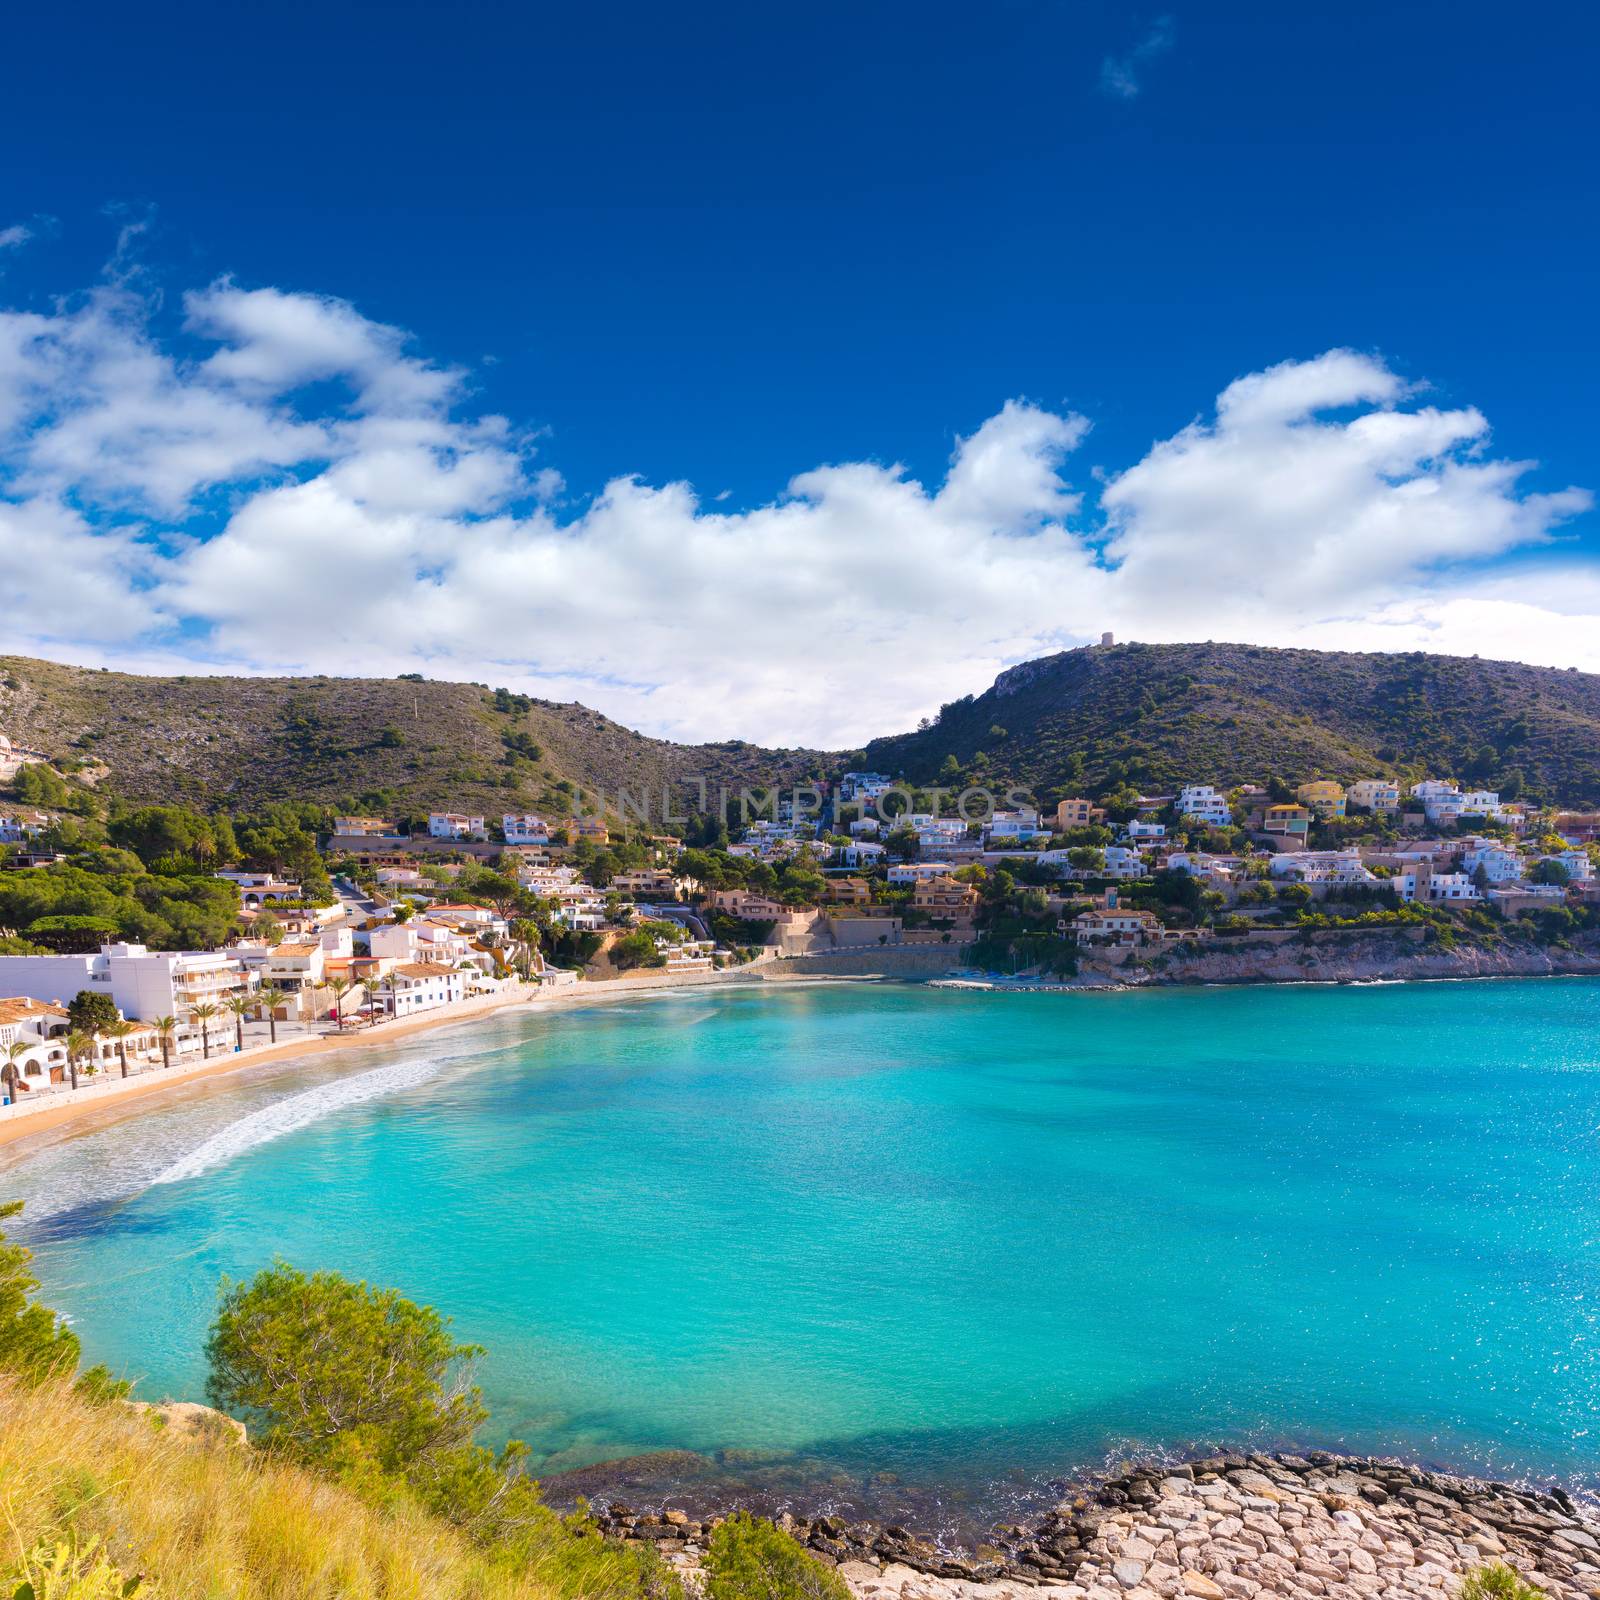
[189,1002,219,1060]
[326,977,352,1031]
[224,993,254,1051]
[106,1018,136,1079]
[153,1015,177,1070]
[64,1028,90,1091]
[2,1039,27,1104]
[255,985,287,1044]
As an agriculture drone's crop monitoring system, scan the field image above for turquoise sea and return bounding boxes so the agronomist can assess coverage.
[5,979,1600,1538]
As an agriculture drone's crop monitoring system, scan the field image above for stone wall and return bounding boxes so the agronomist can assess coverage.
[761,947,967,978]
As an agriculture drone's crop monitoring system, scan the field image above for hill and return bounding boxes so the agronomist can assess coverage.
[5,642,1600,822]
[0,657,828,819]
[864,641,1600,807]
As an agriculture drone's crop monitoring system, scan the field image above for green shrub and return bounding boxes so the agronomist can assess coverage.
[1459,1564,1546,1600]
[704,1513,850,1600]
[6,1534,152,1598]
[0,1201,128,1403]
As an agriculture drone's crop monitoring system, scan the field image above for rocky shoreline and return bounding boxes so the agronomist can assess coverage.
[1047,929,1600,990]
[593,1454,1600,1600]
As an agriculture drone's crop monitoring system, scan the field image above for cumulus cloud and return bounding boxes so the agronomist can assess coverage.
[0,269,1594,747]
[1100,15,1175,99]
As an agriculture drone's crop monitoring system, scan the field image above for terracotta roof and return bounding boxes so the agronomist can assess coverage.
[395,962,459,979]
[0,997,69,1025]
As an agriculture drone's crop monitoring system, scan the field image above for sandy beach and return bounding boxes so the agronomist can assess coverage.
[0,963,809,1154]
[0,984,562,1152]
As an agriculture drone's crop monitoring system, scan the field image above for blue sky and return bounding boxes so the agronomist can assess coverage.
[1,0,1597,745]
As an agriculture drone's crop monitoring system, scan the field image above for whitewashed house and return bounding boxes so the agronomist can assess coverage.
[1176,785,1232,826]
[1461,842,1524,883]
[428,813,488,841]
[1458,790,1503,821]
[370,962,465,1017]
[502,814,551,845]
[0,943,254,1022]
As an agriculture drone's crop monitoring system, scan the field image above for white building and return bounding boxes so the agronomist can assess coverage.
[987,809,1049,843]
[428,813,488,841]
[1176,785,1232,825]
[217,871,309,910]
[837,772,894,804]
[657,937,716,974]
[1165,851,1244,890]
[369,962,465,1017]
[1267,850,1379,890]
[1410,781,1465,825]
[1125,820,1166,842]
[0,943,255,1021]
[1540,849,1595,883]
[369,921,477,965]
[0,812,48,845]
[886,861,960,885]
[1458,790,1502,821]
[0,997,70,1089]
[1461,842,1523,883]
[835,841,887,869]
[553,895,606,931]
[1397,869,1480,904]
[502,813,551,845]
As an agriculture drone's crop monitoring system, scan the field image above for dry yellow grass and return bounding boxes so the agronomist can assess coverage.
[0,1378,616,1600]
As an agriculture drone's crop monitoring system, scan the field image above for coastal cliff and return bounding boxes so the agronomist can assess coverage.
[1100,930,1600,988]
[593,1453,1600,1600]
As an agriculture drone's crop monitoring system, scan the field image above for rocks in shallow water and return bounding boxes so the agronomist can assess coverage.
[588,1453,1600,1600]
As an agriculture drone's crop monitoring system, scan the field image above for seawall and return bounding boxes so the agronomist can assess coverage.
[761,946,969,979]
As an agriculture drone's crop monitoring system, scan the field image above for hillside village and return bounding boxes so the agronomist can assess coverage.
[4,728,1600,1110]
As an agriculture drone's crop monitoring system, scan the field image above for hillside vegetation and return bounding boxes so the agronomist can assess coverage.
[0,1379,587,1600]
[0,657,827,817]
[865,642,1600,805]
[5,641,1600,819]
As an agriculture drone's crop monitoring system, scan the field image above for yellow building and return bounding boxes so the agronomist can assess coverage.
[1262,803,1313,841]
[1054,797,1106,830]
[1294,781,1347,820]
[1346,779,1401,813]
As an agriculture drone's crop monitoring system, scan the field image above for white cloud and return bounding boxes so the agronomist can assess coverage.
[0,267,1595,748]
[1100,15,1175,99]
[0,224,32,253]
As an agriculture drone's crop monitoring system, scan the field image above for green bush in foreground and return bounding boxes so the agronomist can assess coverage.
[203,1261,683,1598]
[704,1513,851,1600]
[1460,1564,1547,1600]
[0,1201,128,1403]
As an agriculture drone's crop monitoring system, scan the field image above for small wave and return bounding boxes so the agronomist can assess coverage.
[150,1055,443,1188]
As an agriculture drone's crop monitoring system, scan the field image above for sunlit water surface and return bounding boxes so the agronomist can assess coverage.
[6,979,1600,1540]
